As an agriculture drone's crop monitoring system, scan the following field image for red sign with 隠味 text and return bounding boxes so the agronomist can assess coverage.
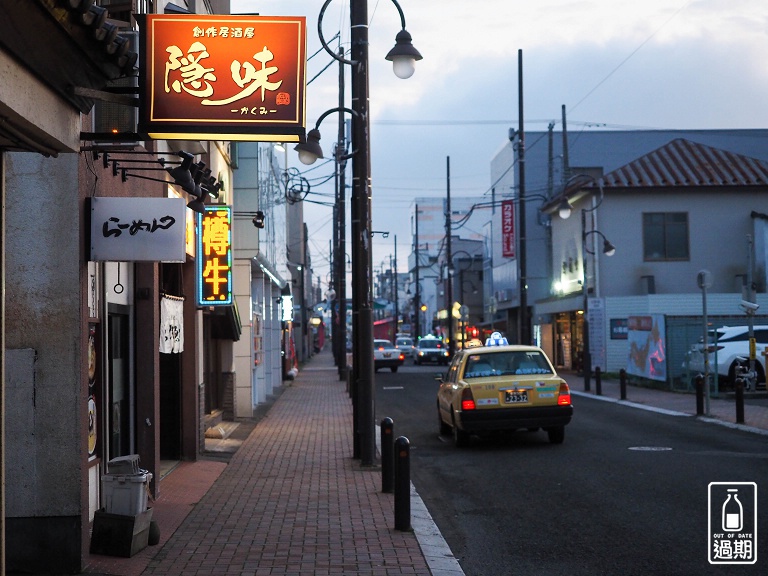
[139,14,306,142]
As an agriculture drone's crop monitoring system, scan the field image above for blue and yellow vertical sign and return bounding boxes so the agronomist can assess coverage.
[197,206,233,306]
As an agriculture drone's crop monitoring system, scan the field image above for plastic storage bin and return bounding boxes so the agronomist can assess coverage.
[103,471,152,516]
[107,455,141,475]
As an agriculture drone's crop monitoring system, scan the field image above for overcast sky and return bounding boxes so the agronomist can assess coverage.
[230,0,768,284]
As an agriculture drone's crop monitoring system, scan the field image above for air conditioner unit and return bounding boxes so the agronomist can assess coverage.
[93,30,139,143]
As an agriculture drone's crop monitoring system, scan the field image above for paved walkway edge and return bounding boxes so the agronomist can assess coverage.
[411,484,465,575]
[572,390,768,436]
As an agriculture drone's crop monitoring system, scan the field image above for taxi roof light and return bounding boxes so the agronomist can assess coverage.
[485,331,508,347]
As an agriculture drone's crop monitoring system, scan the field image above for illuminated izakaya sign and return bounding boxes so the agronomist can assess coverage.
[139,14,307,142]
[196,206,233,306]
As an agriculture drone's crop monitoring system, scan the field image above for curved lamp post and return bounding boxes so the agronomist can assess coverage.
[314,0,421,466]
[317,0,422,79]
[294,106,358,165]
[559,174,616,390]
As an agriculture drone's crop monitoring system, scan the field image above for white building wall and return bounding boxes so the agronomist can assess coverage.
[600,293,768,374]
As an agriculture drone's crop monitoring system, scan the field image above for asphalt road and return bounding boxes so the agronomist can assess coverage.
[375,362,768,576]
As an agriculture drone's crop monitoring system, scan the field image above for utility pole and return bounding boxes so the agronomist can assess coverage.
[414,205,421,339]
[350,0,375,466]
[445,156,454,357]
[335,46,348,382]
[561,104,570,182]
[517,49,530,345]
[393,236,398,332]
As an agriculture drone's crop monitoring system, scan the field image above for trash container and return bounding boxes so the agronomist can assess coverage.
[103,455,152,516]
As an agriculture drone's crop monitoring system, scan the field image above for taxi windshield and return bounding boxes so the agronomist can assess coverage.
[463,351,552,378]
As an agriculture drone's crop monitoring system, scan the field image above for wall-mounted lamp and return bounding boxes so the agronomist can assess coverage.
[558,197,574,220]
[252,211,265,229]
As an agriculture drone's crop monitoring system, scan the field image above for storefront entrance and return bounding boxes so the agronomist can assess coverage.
[108,305,134,459]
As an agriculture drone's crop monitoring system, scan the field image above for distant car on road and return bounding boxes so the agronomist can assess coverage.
[436,333,573,447]
[374,339,405,373]
[415,336,450,365]
[395,336,417,360]
[684,325,768,390]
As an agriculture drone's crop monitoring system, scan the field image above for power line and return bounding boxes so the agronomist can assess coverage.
[569,0,694,112]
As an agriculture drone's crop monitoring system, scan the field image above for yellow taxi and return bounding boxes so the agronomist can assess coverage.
[436,332,573,447]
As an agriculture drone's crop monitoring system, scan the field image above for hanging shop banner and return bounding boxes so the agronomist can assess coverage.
[501,199,515,258]
[197,206,233,306]
[89,197,187,262]
[138,14,307,142]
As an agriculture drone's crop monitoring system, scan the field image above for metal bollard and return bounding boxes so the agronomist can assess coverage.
[381,418,394,493]
[619,368,627,400]
[394,436,411,531]
[695,374,704,416]
[595,366,602,396]
[735,378,745,424]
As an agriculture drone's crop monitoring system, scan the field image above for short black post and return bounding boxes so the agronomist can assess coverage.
[695,374,704,416]
[735,378,745,424]
[381,418,394,493]
[619,368,627,400]
[595,366,602,396]
[394,436,411,531]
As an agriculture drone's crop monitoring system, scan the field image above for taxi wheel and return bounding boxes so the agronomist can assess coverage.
[547,426,565,444]
[390,366,398,373]
[452,412,471,447]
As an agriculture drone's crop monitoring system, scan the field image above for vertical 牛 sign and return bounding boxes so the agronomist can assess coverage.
[139,14,307,142]
[501,199,515,258]
[197,206,233,306]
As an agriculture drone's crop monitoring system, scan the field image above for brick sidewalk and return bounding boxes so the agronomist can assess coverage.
[85,349,446,576]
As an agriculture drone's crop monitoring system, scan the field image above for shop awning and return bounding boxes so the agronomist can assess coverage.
[252,253,287,290]
[210,300,242,342]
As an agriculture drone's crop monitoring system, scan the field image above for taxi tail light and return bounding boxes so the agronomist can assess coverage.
[398,352,405,361]
[461,388,476,411]
[557,382,571,406]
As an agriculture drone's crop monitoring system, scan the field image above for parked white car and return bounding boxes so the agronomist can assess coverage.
[684,325,768,390]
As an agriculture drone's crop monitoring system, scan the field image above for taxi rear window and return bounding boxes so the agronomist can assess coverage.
[463,351,552,378]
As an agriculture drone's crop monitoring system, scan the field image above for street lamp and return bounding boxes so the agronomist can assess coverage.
[315,0,421,466]
[559,174,616,390]
[293,107,358,165]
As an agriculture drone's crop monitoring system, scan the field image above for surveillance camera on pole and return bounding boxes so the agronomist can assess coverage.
[739,300,759,315]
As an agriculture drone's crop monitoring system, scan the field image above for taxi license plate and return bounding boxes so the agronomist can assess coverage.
[504,391,528,404]
[383,352,391,358]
